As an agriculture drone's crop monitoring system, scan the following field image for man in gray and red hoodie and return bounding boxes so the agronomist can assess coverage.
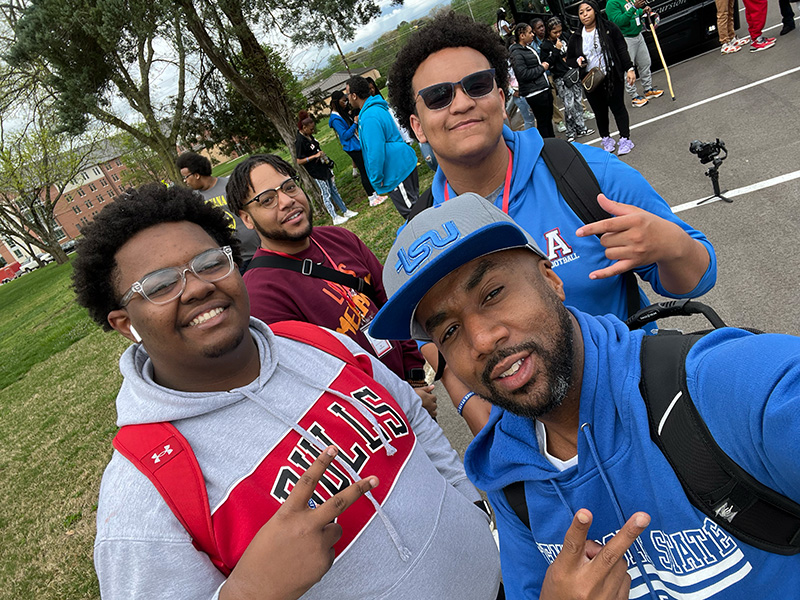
[72,183,500,600]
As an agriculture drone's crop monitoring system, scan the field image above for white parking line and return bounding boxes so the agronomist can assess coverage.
[672,170,800,213]
[586,65,800,144]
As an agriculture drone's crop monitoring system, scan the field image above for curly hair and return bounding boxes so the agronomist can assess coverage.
[388,11,509,132]
[346,76,371,101]
[175,152,212,177]
[72,183,242,330]
[225,154,298,215]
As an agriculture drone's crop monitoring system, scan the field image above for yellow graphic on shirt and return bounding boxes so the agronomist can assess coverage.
[206,195,238,231]
[319,265,375,338]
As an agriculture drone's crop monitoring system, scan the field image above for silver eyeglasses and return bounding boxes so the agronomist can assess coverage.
[120,246,235,306]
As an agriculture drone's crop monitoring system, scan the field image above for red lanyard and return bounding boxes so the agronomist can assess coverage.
[444,146,513,213]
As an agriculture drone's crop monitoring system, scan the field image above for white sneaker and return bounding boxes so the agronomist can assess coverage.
[344,209,359,218]
[369,194,387,207]
[556,122,567,133]
[332,215,349,225]
[352,167,359,177]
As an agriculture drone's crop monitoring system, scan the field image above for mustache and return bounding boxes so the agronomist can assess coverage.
[481,340,546,386]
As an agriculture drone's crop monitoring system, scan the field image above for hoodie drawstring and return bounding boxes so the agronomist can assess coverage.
[239,380,411,562]
[580,423,659,600]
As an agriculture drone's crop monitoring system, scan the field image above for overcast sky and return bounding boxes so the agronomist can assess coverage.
[286,0,452,74]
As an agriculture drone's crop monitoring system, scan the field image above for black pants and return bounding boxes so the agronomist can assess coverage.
[779,0,795,26]
[388,167,419,218]
[585,78,631,138]
[525,90,556,138]
[345,149,375,196]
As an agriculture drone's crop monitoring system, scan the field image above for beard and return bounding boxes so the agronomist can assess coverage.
[251,204,314,243]
[479,299,574,420]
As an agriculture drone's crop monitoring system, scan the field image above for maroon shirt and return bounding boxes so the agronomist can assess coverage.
[244,226,425,381]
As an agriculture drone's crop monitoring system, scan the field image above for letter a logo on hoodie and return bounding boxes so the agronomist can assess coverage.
[543,228,573,260]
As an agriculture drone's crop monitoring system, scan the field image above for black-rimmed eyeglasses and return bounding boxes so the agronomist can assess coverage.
[244,177,301,209]
[416,69,497,111]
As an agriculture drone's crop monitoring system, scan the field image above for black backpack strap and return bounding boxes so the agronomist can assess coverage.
[246,254,379,304]
[406,187,434,222]
[503,481,530,529]
[540,138,640,318]
[640,333,800,555]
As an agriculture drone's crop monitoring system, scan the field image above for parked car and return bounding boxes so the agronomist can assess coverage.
[18,258,39,273]
[37,252,54,264]
[61,240,77,253]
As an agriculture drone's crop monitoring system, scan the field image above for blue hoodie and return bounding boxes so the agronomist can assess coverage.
[328,111,361,153]
[431,127,717,321]
[466,309,800,598]
[357,94,417,194]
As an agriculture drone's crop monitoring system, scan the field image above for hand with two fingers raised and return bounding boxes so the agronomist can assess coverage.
[539,509,651,600]
[221,445,378,600]
[576,194,711,295]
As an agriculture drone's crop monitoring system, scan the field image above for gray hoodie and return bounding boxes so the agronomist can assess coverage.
[94,318,501,599]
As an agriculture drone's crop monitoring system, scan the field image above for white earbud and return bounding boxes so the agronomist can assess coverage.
[129,325,143,343]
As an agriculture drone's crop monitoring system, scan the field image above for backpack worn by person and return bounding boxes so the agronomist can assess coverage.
[412,137,640,382]
[503,299,800,555]
[409,138,641,319]
[112,321,386,575]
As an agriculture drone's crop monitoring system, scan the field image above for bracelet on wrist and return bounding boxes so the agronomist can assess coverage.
[457,391,475,416]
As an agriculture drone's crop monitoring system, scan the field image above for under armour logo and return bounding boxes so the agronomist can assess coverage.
[151,445,173,464]
[713,501,739,523]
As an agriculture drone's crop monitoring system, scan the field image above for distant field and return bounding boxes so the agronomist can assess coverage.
[0,126,431,597]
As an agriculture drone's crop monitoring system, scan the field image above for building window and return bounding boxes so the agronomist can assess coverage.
[85,199,93,208]
[92,211,98,217]
[65,194,74,203]
[108,190,115,198]
[115,159,122,166]
[98,195,106,204]
[93,167,102,176]
[100,178,108,187]
[13,249,23,259]
[77,189,86,197]
[88,183,97,192]
[80,217,89,226]
[111,173,120,182]
[73,206,82,214]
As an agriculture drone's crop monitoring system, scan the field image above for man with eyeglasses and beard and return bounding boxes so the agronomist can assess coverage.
[226,154,437,419]
[74,183,501,600]
[387,11,716,434]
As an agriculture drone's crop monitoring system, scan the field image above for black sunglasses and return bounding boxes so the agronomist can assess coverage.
[416,69,497,111]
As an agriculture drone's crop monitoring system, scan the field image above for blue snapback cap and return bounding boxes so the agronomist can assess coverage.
[370,193,546,341]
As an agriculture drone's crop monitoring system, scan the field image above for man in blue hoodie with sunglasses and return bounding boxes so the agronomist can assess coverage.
[387,12,716,432]
[371,193,800,600]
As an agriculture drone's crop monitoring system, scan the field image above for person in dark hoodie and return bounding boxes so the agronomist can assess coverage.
[346,76,419,218]
[371,192,800,600]
[73,183,502,600]
[509,22,555,138]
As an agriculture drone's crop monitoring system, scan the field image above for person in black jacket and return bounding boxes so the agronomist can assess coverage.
[566,0,636,156]
[540,17,594,142]
[510,22,555,138]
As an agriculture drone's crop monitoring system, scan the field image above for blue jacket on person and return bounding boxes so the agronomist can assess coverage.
[357,94,417,194]
[430,126,717,322]
[466,309,800,598]
[328,111,361,153]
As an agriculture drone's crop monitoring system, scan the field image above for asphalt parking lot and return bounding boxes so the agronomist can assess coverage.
[438,4,800,458]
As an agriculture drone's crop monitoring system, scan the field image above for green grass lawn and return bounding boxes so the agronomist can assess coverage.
[0,135,435,598]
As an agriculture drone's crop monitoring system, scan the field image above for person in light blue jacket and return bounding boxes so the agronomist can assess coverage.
[346,76,419,218]
[327,91,387,207]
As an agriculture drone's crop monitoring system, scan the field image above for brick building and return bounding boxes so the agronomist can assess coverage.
[0,143,129,266]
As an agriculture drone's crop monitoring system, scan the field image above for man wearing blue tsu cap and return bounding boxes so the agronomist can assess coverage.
[370,194,800,600]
